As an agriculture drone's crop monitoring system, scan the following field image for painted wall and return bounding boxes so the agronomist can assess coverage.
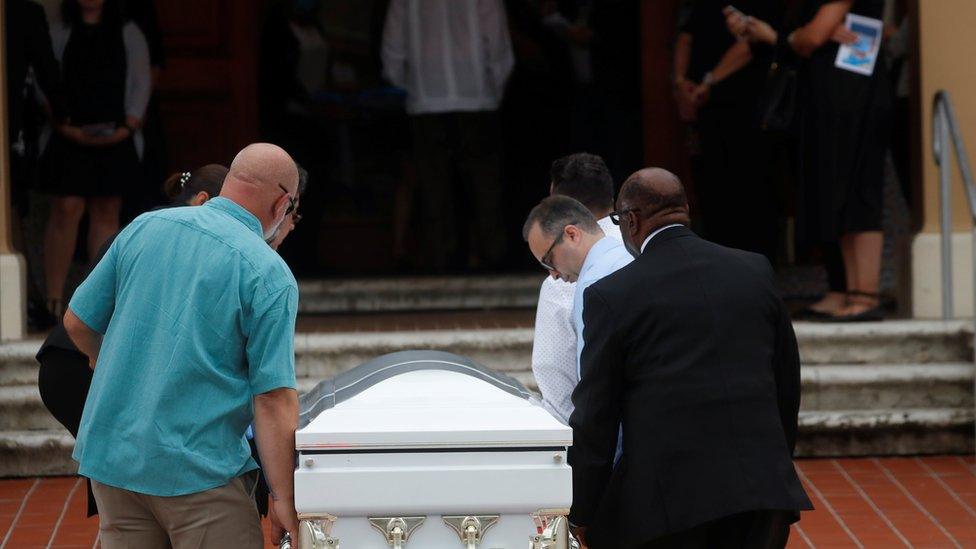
[918,0,976,233]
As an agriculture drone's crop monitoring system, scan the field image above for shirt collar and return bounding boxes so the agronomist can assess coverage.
[206,197,263,238]
[596,215,617,236]
[579,236,614,279]
[640,224,683,254]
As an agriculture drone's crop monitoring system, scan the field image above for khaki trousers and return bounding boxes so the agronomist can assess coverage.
[90,472,263,549]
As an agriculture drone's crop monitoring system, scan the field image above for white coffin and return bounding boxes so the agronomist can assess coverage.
[293,351,574,548]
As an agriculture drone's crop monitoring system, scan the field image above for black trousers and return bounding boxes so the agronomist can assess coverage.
[37,347,98,516]
[411,111,506,271]
[639,510,794,549]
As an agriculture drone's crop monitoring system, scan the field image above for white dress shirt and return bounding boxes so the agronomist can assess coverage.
[531,217,622,423]
[381,0,515,115]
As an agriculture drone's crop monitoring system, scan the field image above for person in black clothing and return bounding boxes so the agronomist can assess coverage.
[568,169,811,549]
[6,0,67,329]
[36,164,228,517]
[674,0,783,260]
[41,0,151,319]
[729,0,892,320]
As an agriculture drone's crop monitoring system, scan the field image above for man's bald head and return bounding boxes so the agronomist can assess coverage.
[615,168,690,257]
[226,143,299,194]
[618,168,688,217]
[220,143,301,240]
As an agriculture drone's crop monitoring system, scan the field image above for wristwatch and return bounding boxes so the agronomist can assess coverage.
[702,71,716,87]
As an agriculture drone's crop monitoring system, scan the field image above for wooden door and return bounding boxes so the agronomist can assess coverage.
[155,0,261,170]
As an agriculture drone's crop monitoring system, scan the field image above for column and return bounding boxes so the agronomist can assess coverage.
[0,0,28,340]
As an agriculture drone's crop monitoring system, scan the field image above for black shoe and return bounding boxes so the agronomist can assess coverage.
[826,305,885,322]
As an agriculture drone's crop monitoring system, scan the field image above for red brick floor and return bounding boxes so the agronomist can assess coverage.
[1,456,974,548]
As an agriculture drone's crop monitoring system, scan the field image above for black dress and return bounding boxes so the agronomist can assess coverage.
[42,22,140,197]
[795,0,892,244]
[682,0,784,260]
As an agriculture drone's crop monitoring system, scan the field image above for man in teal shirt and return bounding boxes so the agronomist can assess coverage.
[65,143,301,549]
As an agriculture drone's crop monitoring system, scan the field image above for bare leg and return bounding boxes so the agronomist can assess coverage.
[835,231,883,316]
[43,196,86,309]
[86,196,122,259]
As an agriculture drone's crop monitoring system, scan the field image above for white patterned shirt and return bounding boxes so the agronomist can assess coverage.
[531,216,622,423]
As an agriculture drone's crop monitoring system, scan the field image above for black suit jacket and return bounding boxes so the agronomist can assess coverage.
[568,227,812,548]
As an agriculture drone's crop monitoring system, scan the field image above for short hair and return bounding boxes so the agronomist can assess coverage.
[296,164,309,196]
[522,195,602,241]
[618,170,688,215]
[550,153,614,213]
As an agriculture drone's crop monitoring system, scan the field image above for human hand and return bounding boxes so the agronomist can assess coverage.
[723,6,749,37]
[571,525,587,548]
[831,24,858,45]
[271,496,299,546]
[691,82,711,107]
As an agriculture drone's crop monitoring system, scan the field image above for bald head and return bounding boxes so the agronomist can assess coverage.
[226,143,299,194]
[615,168,690,257]
[220,143,300,240]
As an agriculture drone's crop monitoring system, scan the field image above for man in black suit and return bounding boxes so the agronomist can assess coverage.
[568,168,811,548]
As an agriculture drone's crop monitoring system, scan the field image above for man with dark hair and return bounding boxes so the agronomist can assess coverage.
[532,154,622,424]
[550,152,615,213]
[523,195,631,424]
[568,168,811,548]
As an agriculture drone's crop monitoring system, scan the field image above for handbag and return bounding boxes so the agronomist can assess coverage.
[758,54,799,134]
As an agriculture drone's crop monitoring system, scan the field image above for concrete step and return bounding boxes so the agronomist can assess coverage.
[297,275,543,314]
[10,363,973,431]
[4,321,973,388]
[795,408,975,456]
[0,430,77,477]
[6,407,972,478]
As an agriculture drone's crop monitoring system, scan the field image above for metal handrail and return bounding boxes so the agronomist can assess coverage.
[933,90,976,320]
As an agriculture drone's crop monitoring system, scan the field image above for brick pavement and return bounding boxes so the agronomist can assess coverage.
[1,456,973,548]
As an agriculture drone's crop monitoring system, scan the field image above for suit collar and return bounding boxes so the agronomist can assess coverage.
[640,225,695,256]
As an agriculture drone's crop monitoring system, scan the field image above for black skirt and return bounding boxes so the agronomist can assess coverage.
[36,346,98,516]
[794,10,892,243]
[41,134,141,198]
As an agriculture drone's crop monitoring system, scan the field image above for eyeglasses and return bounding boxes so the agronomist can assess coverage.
[278,183,298,215]
[539,229,566,271]
[609,207,639,225]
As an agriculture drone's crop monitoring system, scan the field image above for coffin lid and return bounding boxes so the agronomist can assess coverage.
[296,351,572,450]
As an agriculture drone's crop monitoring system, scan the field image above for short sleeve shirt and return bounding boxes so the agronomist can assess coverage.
[69,197,298,496]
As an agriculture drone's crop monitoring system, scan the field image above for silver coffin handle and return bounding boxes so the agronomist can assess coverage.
[442,515,500,549]
[295,516,340,548]
[368,516,426,548]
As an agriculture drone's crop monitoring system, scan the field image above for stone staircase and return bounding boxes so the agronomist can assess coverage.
[0,318,973,477]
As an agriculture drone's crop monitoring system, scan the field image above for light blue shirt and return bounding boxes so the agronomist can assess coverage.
[69,197,299,497]
[573,236,633,379]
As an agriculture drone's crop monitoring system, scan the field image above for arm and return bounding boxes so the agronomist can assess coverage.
[480,0,516,95]
[246,285,300,542]
[63,238,122,365]
[531,280,578,424]
[63,309,102,368]
[673,32,693,87]
[253,387,299,543]
[692,40,754,104]
[772,297,801,453]
[380,0,408,88]
[568,287,624,532]
[788,0,853,58]
[123,23,152,128]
